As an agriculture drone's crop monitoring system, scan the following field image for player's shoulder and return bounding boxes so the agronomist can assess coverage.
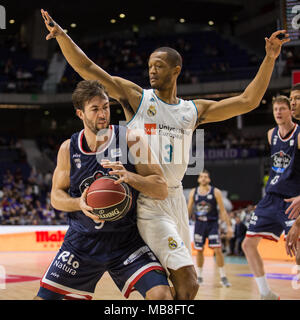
[267,127,276,143]
[268,127,276,135]
[190,187,196,195]
[60,139,71,150]
[213,187,222,196]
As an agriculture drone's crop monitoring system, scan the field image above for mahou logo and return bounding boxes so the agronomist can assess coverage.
[36,231,65,242]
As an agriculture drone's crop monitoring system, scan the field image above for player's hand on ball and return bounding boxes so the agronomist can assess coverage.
[101,160,132,184]
[41,9,65,40]
[265,30,290,60]
[80,188,104,223]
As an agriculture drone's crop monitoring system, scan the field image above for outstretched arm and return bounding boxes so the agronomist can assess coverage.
[193,30,290,126]
[41,9,142,114]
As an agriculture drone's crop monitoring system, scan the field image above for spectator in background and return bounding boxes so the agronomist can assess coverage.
[0,164,64,225]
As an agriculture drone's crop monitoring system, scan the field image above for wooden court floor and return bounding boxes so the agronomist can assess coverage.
[0,251,299,300]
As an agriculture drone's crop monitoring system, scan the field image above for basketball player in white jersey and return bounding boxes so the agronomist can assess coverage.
[41,9,290,300]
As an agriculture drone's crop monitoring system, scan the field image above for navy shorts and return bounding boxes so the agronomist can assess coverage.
[194,220,221,250]
[246,193,295,241]
[38,227,168,300]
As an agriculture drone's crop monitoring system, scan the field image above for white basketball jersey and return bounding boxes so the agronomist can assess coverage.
[127,89,198,187]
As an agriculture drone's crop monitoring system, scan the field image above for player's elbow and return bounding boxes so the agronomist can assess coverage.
[241,93,260,112]
[153,176,168,200]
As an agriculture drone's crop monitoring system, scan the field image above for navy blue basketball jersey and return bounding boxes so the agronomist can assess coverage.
[265,124,300,197]
[68,125,139,234]
[193,186,218,221]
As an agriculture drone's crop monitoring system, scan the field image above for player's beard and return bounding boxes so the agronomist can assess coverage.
[84,116,110,135]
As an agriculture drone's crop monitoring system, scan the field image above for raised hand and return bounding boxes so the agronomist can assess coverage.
[265,30,290,60]
[41,9,65,40]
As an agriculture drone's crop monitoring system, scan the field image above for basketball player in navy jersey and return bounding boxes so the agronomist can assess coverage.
[242,95,300,300]
[41,9,289,300]
[187,170,233,287]
[34,80,173,300]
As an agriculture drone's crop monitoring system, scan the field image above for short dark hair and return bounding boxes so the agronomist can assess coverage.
[291,83,300,92]
[199,169,210,177]
[72,80,108,111]
[272,95,290,109]
[152,47,182,68]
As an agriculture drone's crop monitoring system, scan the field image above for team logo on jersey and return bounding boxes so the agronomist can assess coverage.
[196,201,211,216]
[150,97,155,102]
[271,150,291,173]
[168,237,178,249]
[207,194,213,200]
[74,158,81,169]
[147,105,157,117]
[79,170,105,193]
[72,153,81,169]
[94,171,104,180]
[290,139,294,146]
[111,148,122,158]
[144,123,157,135]
[273,135,278,145]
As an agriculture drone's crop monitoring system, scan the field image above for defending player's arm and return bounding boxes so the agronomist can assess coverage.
[41,9,142,115]
[187,188,196,219]
[102,130,168,200]
[214,188,233,238]
[193,30,290,127]
[51,139,103,223]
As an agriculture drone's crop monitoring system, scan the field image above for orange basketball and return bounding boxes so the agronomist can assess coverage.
[86,176,132,221]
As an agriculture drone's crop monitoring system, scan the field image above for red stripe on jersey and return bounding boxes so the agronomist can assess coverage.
[246,233,278,242]
[124,266,165,298]
[40,281,92,300]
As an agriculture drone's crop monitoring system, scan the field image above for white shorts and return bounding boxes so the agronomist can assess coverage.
[137,185,194,273]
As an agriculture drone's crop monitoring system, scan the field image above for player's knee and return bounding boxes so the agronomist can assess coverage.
[145,285,173,300]
[214,247,222,255]
[241,237,251,252]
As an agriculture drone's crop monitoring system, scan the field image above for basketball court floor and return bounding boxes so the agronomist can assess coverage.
[1,251,299,300]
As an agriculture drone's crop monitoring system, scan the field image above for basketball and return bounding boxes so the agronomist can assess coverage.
[86,176,132,221]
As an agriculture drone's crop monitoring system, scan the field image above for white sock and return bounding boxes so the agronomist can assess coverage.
[255,275,271,296]
[197,267,203,278]
[218,267,226,278]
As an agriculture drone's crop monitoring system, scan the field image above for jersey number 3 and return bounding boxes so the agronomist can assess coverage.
[164,144,173,163]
